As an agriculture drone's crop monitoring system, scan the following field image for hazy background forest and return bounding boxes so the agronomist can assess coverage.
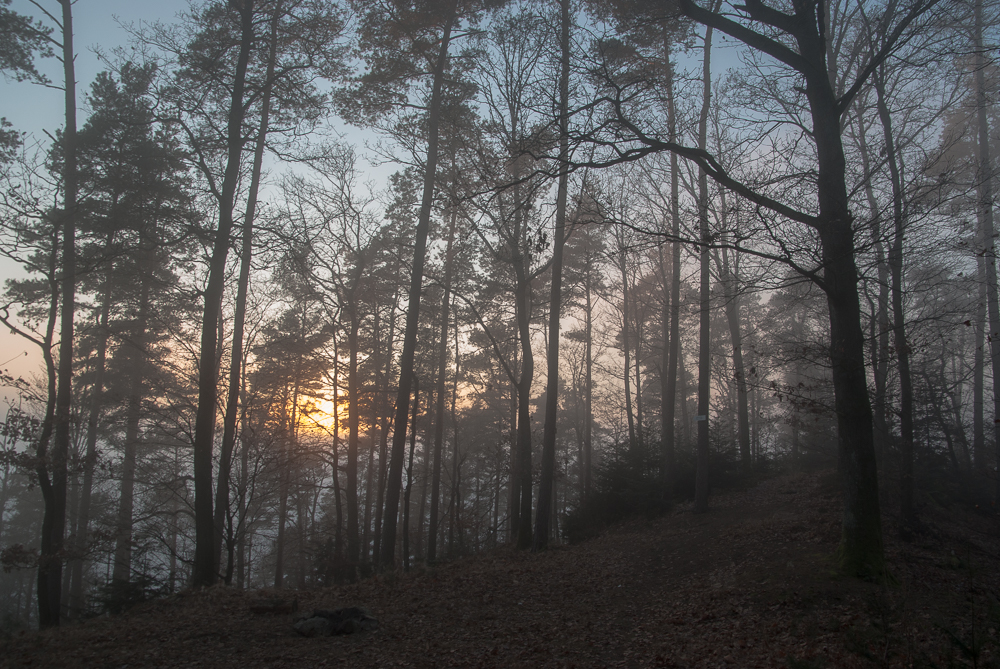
[0,0,995,634]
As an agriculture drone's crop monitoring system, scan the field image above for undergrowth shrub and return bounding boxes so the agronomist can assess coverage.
[563,440,668,544]
[95,573,167,615]
[563,437,798,544]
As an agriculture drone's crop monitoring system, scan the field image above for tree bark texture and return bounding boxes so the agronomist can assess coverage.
[694,20,713,514]
[679,0,887,574]
[534,0,570,552]
[215,0,280,577]
[192,0,255,588]
[873,69,916,531]
[38,0,77,627]
[380,4,456,569]
[428,206,458,562]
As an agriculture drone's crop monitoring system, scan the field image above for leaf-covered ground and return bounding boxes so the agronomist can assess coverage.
[4,471,999,668]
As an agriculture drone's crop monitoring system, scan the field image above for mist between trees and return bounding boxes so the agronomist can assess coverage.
[0,0,996,631]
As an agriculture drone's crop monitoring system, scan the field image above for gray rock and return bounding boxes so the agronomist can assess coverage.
[293,616,334,637]
[311,606,379,634]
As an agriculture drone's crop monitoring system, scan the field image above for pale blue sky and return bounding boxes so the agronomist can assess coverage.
[0,1,737,398]
[6,1,190,141]
[2,1,190,388]
[0,1,386,392]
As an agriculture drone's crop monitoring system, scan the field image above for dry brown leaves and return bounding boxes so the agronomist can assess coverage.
[3,471,999,668]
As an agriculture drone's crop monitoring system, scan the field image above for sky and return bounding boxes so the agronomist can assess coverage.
[0,0,744,405]
[2,1,190,392]
[0,1,402,403]
[6,1,189,137]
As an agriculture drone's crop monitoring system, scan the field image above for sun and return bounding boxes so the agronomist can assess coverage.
[297,396,343,434]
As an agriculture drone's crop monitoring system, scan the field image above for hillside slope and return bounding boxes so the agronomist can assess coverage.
[3,471,999,668]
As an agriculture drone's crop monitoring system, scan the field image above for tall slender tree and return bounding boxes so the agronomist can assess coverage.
[694,13,715,513]
[29,0,78,628]
[534,0,572,552]
[188,0,256,588]
[343,0,466,569]
[584,0,944,576]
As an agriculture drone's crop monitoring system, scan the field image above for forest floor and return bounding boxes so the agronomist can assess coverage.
[3,470,1000,668]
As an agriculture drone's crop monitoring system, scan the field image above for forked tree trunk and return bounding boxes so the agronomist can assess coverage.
[379,3,456,570]
[192,0,255,588]
[534,0,571,551]
[215,1,280,577]
[38,0,77,627]
[681,0,886,576]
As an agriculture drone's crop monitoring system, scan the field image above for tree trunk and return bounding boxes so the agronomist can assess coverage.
[873,69,916,532]
[513,267,535,549]
[68,266,112,617]
[38,0,76,627]
[584,262,594,498]
[379,4,456,570]
[635,305,645,450]
[973,0,1000,507]
[694,21,714,514]
[372,287,398,566]
[855,106,891,466]
[663,33,682,496]
[948,354,973,468]
[403,378,420,571]
[273,451,288,587]
[192,0,255,588]
[235,377,250,588]
[618,243,637,453]
[416,404,431,560]
[330,344,345,579]
[296,490,308,589]
[721,242,751,474]
[534,0,570,552]
[111,265,152,587]
[362,433,375,565]
[679,345,692,447]
[214,1,280,577]
[428,206,457,563]
[274,367,299,588]
[974,253,986,471]
[448,312,464,556]
[658,242,671,478]
[346,308,361,575]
